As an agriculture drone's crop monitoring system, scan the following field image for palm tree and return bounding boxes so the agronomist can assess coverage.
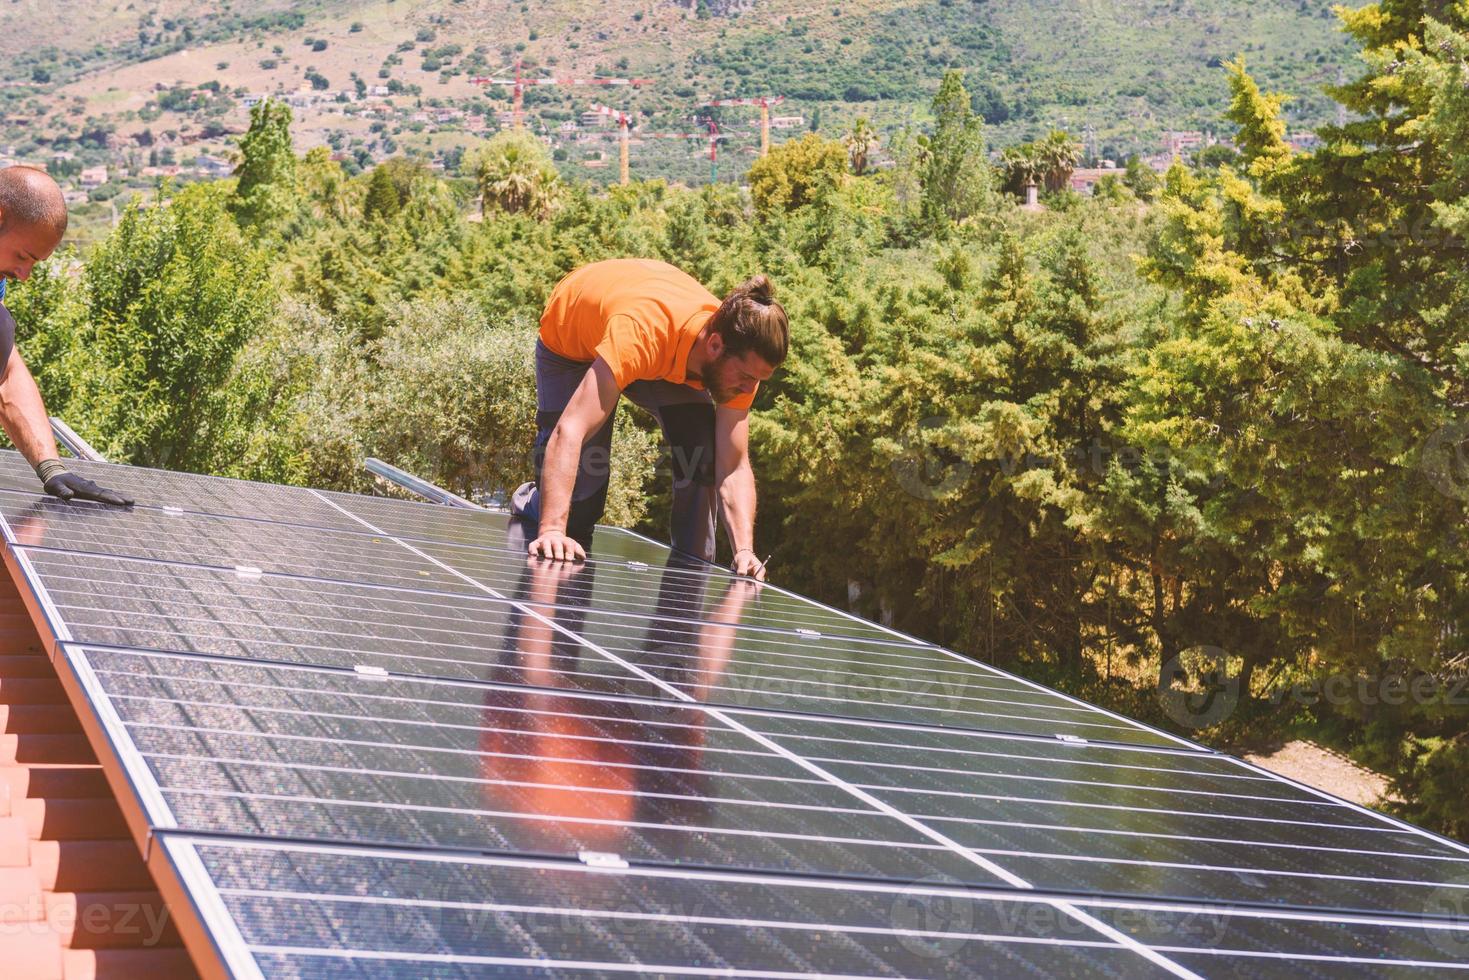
[1001,144,1044,196]
[844,116,876,176]
[1037,130,1082,193]
[466,132,561,218]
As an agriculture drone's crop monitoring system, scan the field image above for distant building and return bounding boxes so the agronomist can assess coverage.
[465,115,488,132]
[194,154,233,177]
[1163,130,1206,158]
[79,165,109,188]
[368,85,390,97]
[769,115,804,130]
[1069,167,1127,195]
[1287,132,1321,152]
[1069,167,1122,193]
[241,94,266,109]
[1142,152,1174,172]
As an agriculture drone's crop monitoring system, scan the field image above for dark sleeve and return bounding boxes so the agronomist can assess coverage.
[0,304,14,378]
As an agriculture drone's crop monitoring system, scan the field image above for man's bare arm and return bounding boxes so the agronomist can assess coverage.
[714,406,764,580]
[0,347,58,468]
[0,346,131,506]
[528,357,621,561]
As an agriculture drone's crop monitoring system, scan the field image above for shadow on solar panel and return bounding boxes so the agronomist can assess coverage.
[0,450,1466,978]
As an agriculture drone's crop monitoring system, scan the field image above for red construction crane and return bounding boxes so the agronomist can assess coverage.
[700,96,786,156]
[704,114,721,183]
[472,58,653,130]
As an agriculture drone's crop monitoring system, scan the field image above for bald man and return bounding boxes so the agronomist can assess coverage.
[0,167,129,505]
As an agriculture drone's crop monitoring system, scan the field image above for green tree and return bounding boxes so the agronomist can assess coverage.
[1123,154,1159,197]
[844,116,876,176]
[231,98,297,230]
[921,69,989,229]
[1131,6,1469,835]
[1001,131,1081,196]
[1223,57,1291,175]
[363,163,401,222]
[464,131,561,218]
[66,185,288,477]
[745,132,847,213]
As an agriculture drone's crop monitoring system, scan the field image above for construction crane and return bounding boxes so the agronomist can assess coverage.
[472,58,652,130]
[704,114,721,183]
[583,107,730,185]
[587,104,634,184]
[700,96,786,156]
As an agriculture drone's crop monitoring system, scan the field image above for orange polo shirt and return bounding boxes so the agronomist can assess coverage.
[539,258,756,410]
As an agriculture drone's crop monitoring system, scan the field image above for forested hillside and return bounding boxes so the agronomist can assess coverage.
[6,1,1469,840]
[1,0,1353,179]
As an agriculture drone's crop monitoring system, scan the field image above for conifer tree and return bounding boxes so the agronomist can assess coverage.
[363,164,401,222]
[231,99,298,230]
[921,70,989,230]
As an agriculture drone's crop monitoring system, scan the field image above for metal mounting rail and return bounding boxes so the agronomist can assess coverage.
[49,417,107,462]
[363,457,482,509]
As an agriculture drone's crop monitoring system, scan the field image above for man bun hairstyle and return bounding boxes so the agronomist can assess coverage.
[708,274,789,367]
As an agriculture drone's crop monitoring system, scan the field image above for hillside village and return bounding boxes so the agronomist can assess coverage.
[1,67,1329,235]
[0,0,1356,233]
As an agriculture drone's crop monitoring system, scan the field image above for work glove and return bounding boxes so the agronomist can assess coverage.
[36,459,133,507]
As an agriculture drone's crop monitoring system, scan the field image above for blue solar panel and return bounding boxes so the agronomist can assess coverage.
[0,449,1465,977]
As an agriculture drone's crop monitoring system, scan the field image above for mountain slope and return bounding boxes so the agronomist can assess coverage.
[0,0,1357,177]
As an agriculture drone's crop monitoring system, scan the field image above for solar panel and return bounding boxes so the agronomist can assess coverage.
[158,837,1175,978]
[0,448,1465,977]
[156,838,1469,977]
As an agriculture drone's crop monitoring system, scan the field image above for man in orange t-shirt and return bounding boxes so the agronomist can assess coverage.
[511,258,788,577]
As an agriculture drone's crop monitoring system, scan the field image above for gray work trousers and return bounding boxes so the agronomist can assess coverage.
[511,340,718,561]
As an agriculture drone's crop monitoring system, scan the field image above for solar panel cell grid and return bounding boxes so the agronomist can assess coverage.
[165,838,1182,979]
[69,641,1469,919]
[13,542,1182,747]
[0,450,1463,977]
[69,646,1013,888]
